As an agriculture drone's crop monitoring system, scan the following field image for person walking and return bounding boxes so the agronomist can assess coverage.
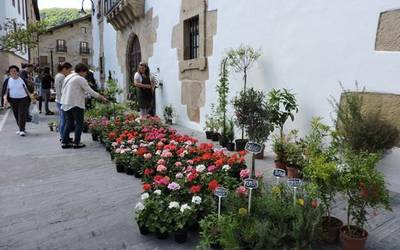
[134,62,154,117]
[1,70,10,108]
[60,63,107,149]
[34,68,43,113]
[55,62,72,140]
[41,67,54,115]
[2,65,31,136]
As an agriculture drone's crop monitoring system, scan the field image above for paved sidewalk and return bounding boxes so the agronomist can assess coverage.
[0,107,196,250]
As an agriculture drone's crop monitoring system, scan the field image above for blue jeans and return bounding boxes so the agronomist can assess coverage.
[62,107,84,145]
[56,102,65,138]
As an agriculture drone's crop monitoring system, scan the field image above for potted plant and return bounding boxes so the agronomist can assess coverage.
[272,135,287,170]
[225,118,235,151]
[163,105,174,125]
[216,57,230,148]
[268,88,298,165]
[285,141,305,178]
[227,45,261,149]
[233,88,272,158]
[338,150,390,250]
[199,213,231,249]
[204,104,220,141]
[302,118,343,243]
[172,203,194,244]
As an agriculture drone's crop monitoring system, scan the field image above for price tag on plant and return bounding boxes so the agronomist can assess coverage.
[287,178,302,188]
[245,142,263,154]
[214,187,228,198]
[244,178,259,189]
[273,169,286,177]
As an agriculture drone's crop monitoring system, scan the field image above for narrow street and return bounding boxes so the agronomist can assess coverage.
[0,107,196,250]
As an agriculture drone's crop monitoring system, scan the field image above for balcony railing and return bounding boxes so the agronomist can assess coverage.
[56,46,67,52]
[105,0,121,15]
[80,47,91,54]
[105,0,145,31]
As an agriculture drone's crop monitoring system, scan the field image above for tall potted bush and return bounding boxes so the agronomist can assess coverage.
[227,45,261,148]
[216,57,230,147]
[338,150,390,250]
[204,104,220,141]
[268,88,298,167]
[303,118,343,243]
[232,88,272,158]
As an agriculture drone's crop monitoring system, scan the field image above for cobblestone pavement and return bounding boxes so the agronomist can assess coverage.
[0,107,399,250]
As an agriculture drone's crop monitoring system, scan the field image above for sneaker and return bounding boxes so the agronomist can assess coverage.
[16,131,21,135]
[73,143,86,149]
[61,143,73,149]
[19,131,26,136]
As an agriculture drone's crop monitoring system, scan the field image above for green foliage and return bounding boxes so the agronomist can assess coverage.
[198,214,223,249]
[85,102,128,120]
[163,105,173,123]
[226,44,261,91]
[40,8,86,27]
[104,79,123,102]
[216,57,230,136]
[0,19,48,53]
[267,88,299,139]
[331,84,399,154]
[225,118,235,142]
[204,104,220,132]
[232,88,272,142]
[272,130,304,168]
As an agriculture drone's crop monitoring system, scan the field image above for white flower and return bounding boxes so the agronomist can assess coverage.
[180,204,191,213]
[149,141,155,146]
[222,165,231,171]
[132,149,138,153]
[196,164,206,173]
[154,189,162,195]
[135,202,145,211]
[155,150,161,155]
[168,201,180,209]
[191,196,202,205]
[176,173,183,179]
[141,193,149,200]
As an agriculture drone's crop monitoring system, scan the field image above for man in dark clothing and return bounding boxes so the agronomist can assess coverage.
[19,64,34,93]
[85,70,97,109]
[41,67,54,115]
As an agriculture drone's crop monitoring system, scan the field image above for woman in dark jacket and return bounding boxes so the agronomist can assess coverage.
[133,63,154,117]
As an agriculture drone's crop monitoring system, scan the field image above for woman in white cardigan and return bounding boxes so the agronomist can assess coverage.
[60,63,107,148]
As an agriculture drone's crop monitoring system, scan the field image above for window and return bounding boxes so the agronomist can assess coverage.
[82,58,89,65]
[80,41,90,54]
[40,56,48,65]
[12,0,15,7]
[184,15,199,60]
[56,39,67,52]
[81,27,87,34]
[58,57,65,63]
[17,0,20,14]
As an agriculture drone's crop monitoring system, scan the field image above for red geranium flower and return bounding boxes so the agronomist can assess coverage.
[143,183,152,191]
[208,179,219,192]
[137,147,148,156]
[190,185,202,193]
[144,168,154,175]
[108,132,116,140]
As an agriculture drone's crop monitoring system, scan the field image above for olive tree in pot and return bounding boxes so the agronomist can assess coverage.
[204,104,221,141]
[267,88,298,168]
[225,118,235,151]
[216,57,230,147]
[338,149,390,250]
[233,88,272,159]
[303,118,343,243]
[227,45,261,150]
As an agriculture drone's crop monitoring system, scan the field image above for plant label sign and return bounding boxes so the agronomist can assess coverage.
[273,169,286,177]
[244,178,259,189]
[214,187,228,198]
[287,178,302,188]
[245,142,263,154]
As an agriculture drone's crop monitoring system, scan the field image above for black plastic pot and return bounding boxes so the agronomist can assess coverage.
[49,126,54,132]
[82,122,89,133]
[205,131,213,139]
[156,231,169,240]
[219,135,229,147]
[210,242,222,249]
[110,153,115,161]
[105,145,111,152]
[115,163,125,173]
[211,133,220,141]
[91,134,98,141]
[174,229,188,244]
[138,223,150,235]
[226,142,235,151]
[99,137,104,144]
[235,139,248,151]
[125,166,134,175]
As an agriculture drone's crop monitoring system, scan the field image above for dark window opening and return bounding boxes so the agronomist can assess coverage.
[56,39,67,52]
[184,15,199,60]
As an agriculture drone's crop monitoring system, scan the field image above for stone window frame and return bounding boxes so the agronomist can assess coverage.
[179,6,207,72]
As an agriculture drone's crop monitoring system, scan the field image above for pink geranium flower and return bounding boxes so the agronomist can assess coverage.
[240,169,250,179]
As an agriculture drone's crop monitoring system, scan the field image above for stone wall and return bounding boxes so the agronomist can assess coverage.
[376,9,400,51]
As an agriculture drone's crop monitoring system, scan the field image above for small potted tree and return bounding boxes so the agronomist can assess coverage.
[225,118,235,151]
[204,104,220,141]
[268,88,298,167]
[339,150,390,250]
[285,140,305,178]
[227,45,261,149]
[216,57,230,148]
[233,88,272,158]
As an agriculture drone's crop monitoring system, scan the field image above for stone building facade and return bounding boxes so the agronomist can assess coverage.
[91,0,400,134]
[0,0,39,80]
[38,15,92,75]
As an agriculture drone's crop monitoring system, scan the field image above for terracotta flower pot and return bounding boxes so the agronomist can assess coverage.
[322,216,343,244]
[286,166,300,178]
[340,225,368,250]
[274,160,287,171]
